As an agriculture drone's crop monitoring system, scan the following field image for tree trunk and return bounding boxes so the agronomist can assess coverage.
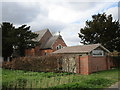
[3,57,8,62]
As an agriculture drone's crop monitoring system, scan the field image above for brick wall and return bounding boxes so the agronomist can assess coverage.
[89,56,110,73]
[52,36,67,51]
[39,36,67,56]
[40,49,53,56]
[79,55,89,75]
[76,55,111,75]
[34,46,40,56]
[25,33,67,56]
[25,30,52,56]
[34,30,52,56]
[25,48,35,56]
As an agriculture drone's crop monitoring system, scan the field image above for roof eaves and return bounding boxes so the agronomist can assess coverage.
[88,44,110,53]
[87,44,101,52]
[99,45,110,53]
[53,52,88,54]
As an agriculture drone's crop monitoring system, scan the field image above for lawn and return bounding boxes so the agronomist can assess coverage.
[1,68,120,88]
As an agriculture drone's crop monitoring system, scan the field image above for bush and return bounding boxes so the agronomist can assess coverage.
[111,56,120,68]
[2,55,63,72]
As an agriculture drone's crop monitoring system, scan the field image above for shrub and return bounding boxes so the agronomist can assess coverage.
[2,55,63,72]
[111,56,120,68]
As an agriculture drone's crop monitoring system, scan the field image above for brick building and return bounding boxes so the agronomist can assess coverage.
[54,44,111,75]
[25,29,67,56]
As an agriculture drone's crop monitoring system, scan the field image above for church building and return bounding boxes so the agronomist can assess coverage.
[25,28,67,56]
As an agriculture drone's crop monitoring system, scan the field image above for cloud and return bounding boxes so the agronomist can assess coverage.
[105,7,118,20]
[27,12,67,33]
[60,23,83,46]
[1,1,119,46]
[2,2,44,24]
[48,5,79,23]
[67,2,99,11]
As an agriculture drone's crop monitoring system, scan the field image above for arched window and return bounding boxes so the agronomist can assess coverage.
[56,44,62,50]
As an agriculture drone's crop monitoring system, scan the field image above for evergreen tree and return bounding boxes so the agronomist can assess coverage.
[78,13,120,52]
[16,25,38,56]
[2,22,38,61]
[2,22,16,61]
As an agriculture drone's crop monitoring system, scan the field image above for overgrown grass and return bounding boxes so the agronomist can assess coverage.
[2,68,120,88]
[51,78,114,88]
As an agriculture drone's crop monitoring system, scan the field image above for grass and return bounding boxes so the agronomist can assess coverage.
[1,68,120,88]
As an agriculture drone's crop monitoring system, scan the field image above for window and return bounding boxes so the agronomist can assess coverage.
[92,50,104,56]
[56,46,59,50]
[59,67,62,70]
[58,45,62,49]
[56,44,62,50]
[44,52,48,55]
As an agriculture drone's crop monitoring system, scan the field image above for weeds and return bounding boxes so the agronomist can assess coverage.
[2,68,119,88]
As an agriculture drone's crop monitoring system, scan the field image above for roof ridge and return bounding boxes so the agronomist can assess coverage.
[67,43,100,48]
[53,43,109,54]
[33,28,51,42]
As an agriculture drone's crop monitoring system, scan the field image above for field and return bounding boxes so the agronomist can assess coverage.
[1,68,120,88]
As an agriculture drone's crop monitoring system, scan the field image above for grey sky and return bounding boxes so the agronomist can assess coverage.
[1,0,119,46]
[2,2,43,24]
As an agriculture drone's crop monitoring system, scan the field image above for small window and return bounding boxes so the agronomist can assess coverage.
[56,46,59,50]
[44,52,48,55]
[59,67,62,70]
[56,45,62,50]
[58,45,62,49]
[92,50,104,56]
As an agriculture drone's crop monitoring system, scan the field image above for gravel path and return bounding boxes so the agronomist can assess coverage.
[107,81,120,89]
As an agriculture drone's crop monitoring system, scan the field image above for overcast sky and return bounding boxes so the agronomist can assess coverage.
[1,0,119,46]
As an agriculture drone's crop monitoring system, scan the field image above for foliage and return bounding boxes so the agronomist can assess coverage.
[2,22,16,61]
[52,78,114,88]
[2,68,119,88]
[2,68,74,88]
[111,56,120,68]
[109,52,120,68]
[78,13,120,52]
[2,55,63,72]
[15,25,38,56]
[1,22,39,60]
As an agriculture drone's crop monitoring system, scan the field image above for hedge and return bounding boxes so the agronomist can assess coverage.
[2,55,63,72]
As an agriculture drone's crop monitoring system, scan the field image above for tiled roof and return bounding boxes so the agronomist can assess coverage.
[53,44,110,54]
[34,28,49,41]
[34,28,63,49]
[43,35,59,49]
